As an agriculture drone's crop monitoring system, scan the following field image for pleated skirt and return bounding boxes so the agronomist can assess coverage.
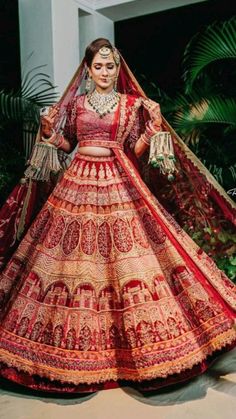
[0,152,235,392]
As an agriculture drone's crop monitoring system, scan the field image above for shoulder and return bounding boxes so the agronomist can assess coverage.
[121,93,142,108]
[141,97,159,108]
[121,94,159,111]
[75,93,85,106]
[66,94,84,115]
[69,93,85,107]
[140,97,160,115]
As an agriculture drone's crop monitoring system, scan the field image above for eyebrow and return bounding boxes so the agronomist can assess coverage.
[92,61,115,65]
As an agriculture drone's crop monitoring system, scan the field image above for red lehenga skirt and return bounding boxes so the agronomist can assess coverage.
[0,152,236,393]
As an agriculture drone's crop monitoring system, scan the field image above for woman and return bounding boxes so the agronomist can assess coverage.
[0,38,235,393]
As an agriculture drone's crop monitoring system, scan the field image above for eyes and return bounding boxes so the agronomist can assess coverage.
[93,64,115,70]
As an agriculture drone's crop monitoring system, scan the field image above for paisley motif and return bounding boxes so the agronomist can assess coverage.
[142,212,166,244]
[81,219,96,255]
[98,222,112,258]
[44,215,65,249]
[112,218,133,253]
[131,216,149,248]
[30,208,51,241]
[62,220,81,255]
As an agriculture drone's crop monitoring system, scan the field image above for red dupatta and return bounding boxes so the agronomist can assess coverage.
[107,93,236,313]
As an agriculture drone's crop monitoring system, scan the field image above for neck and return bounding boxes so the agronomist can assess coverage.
[95,86,114,95]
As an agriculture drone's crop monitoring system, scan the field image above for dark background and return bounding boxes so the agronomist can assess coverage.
[115,0,236,95]
[0,0,20,91]
[0,0,235,94]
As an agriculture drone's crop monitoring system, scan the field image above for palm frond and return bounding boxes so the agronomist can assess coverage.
[20,67,58,104]
[0,67,58,126]
[173,96,236,133]
[0,90,39,123]
[183,17,236,91]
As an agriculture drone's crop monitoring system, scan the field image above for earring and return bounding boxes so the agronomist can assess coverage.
[85,72,92,93]
[114,76,118,92]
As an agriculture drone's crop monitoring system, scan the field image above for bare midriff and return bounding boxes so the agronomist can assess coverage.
[78,146,114,157]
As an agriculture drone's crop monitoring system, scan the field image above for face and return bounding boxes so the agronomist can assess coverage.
[88,50,118,93]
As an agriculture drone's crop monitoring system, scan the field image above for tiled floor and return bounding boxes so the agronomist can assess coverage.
[0,349,236,419]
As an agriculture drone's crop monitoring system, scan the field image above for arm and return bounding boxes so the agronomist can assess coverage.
[134,99,162,158]
[40,97,78,153]
[131,98,176,179]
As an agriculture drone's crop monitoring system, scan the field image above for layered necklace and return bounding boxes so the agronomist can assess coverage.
[87,89,120,118]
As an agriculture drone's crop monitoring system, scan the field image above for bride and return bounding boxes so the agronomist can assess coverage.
[0,38,235,393]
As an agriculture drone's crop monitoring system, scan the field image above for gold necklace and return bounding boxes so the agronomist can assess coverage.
[87,89,120,118]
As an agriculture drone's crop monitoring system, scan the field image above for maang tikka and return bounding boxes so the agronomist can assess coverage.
[98,46,120,66]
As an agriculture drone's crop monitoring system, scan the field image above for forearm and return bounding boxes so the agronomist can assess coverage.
[41,129,73,153]
[134,120,161,158]
[134,136,149,158]
[57,135,73,153]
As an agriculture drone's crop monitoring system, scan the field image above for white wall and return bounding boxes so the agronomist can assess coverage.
[51,0,80,95]
[20,0,202,96]
[19,0,115,97]
[79,10,114,62]
[18,0,54,87]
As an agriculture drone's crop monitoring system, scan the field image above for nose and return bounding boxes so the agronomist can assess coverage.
[101,66,108,76]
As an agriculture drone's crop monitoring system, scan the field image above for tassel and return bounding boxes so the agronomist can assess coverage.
[15,142,71,239]
[24,142,66,182]
[148,131,176,181]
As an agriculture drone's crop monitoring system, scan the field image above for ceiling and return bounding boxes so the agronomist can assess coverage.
[75,0,207,21]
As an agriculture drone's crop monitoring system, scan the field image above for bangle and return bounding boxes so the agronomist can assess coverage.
[41,129,67,149]
[140,133,151,145]
[55,135,65,148]
[41,128,56,142]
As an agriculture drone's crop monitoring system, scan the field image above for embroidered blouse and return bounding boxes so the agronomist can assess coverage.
[63,93,162,151]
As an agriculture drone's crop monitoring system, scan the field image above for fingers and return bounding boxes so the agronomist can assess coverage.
[41,109,58,127]
[40,105,59,123]
[48,105,59,118]
[41,116,54,137]
[41,115,54,126]
[40,104,59,137]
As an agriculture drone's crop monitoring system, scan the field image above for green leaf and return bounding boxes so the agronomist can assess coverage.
[173,96,236,132]
[229,256,236,266]
[217,232,229,243]
[183,17,236,90]
[0,67,58,126]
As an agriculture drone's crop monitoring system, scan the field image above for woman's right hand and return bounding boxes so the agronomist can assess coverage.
[40,106,59,138]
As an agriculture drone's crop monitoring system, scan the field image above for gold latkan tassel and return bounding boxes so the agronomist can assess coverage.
[149,131,176,181]
[24,142,63,182]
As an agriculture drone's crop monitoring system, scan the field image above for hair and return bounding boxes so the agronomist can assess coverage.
[85,38,114,68]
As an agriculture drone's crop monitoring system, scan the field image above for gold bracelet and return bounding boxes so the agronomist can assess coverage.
[41,129,56,142]
[140,134,151,145]
[55,135,65,148]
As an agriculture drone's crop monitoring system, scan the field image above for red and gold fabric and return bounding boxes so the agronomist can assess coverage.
[0,93,236,393]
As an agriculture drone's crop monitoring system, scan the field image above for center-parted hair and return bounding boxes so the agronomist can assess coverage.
[85,38,114,68]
